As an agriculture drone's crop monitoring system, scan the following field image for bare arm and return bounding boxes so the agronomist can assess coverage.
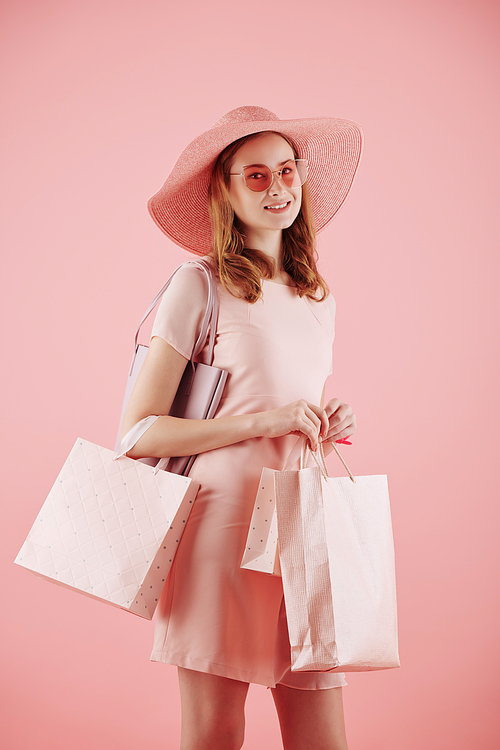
[120,336,330,459]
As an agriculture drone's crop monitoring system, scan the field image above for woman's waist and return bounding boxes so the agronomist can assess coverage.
[188,432,302,495]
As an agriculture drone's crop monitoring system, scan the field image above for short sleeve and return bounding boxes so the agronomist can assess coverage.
[151,264,210,360]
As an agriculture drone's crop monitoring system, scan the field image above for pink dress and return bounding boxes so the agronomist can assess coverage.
[150,261,346,690]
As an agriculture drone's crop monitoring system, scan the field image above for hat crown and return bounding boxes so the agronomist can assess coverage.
[212,106,279,129]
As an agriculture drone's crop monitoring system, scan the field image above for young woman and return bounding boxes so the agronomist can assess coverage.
[121,106,363,750]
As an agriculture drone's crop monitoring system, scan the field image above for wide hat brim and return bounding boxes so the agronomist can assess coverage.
[148,106,363,255]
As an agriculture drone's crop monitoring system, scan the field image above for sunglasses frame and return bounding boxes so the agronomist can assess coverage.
[229,159,309,193]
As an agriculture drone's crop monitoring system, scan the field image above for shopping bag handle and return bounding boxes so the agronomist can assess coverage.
[114,415,160,460]
[304,441,356,483]
[329,443,356,482]
[115,415,175,475]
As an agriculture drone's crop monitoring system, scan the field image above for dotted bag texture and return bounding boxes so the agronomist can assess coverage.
[240,467,281,576]
[15,439,199,619]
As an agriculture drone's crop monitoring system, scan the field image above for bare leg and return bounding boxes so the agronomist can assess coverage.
[271,684,349,750]
[178,667,250,750]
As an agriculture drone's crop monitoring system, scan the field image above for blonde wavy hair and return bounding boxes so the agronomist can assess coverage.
[208,132,329,304]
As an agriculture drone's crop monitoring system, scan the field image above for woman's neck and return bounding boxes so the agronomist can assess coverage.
[243,228,283,274]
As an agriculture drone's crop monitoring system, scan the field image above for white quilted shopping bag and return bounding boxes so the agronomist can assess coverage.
[15,418,199,619]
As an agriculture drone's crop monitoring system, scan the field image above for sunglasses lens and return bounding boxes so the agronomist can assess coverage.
[242,165,272,192]
[294,159,308,187]
[242,160,308,192]
[280,160,307,188]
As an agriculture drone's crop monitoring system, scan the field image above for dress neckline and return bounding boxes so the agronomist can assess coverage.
[262,278,296,289]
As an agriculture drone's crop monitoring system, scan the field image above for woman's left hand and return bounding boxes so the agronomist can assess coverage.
[322,398,357,445]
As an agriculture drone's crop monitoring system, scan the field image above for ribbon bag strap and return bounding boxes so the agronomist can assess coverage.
[114,415,160,459]
[115,415,169,475]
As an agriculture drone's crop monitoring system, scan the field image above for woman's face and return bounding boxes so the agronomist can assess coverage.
[227,132,302,237]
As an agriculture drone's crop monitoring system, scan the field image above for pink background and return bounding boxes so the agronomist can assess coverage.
[2,1,499,748]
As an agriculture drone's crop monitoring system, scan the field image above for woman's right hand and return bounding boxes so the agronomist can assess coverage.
[256,400,329,452]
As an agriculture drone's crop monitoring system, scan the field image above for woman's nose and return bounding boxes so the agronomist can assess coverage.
[268,170,287,195]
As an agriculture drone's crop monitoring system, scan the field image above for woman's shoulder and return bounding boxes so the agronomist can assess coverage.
[164,256,214,301]
[171,255,214,281]
[302,290,336,339]
[322,291,336,320]
[304,288,336,314]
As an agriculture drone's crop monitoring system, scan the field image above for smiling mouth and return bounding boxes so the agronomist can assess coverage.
[264,202,290,210]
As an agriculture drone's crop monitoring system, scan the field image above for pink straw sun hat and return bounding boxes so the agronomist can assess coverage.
[148,106,363,255]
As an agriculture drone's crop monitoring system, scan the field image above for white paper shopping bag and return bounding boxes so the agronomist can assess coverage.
[15,437,199,619]
[276,444,400,672]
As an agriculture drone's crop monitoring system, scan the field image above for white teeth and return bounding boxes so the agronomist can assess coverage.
[266,202,288,210]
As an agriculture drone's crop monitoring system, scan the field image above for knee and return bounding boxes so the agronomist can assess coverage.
[178,669,248,750]
[182,714,245,750]
[205,718,245,749]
